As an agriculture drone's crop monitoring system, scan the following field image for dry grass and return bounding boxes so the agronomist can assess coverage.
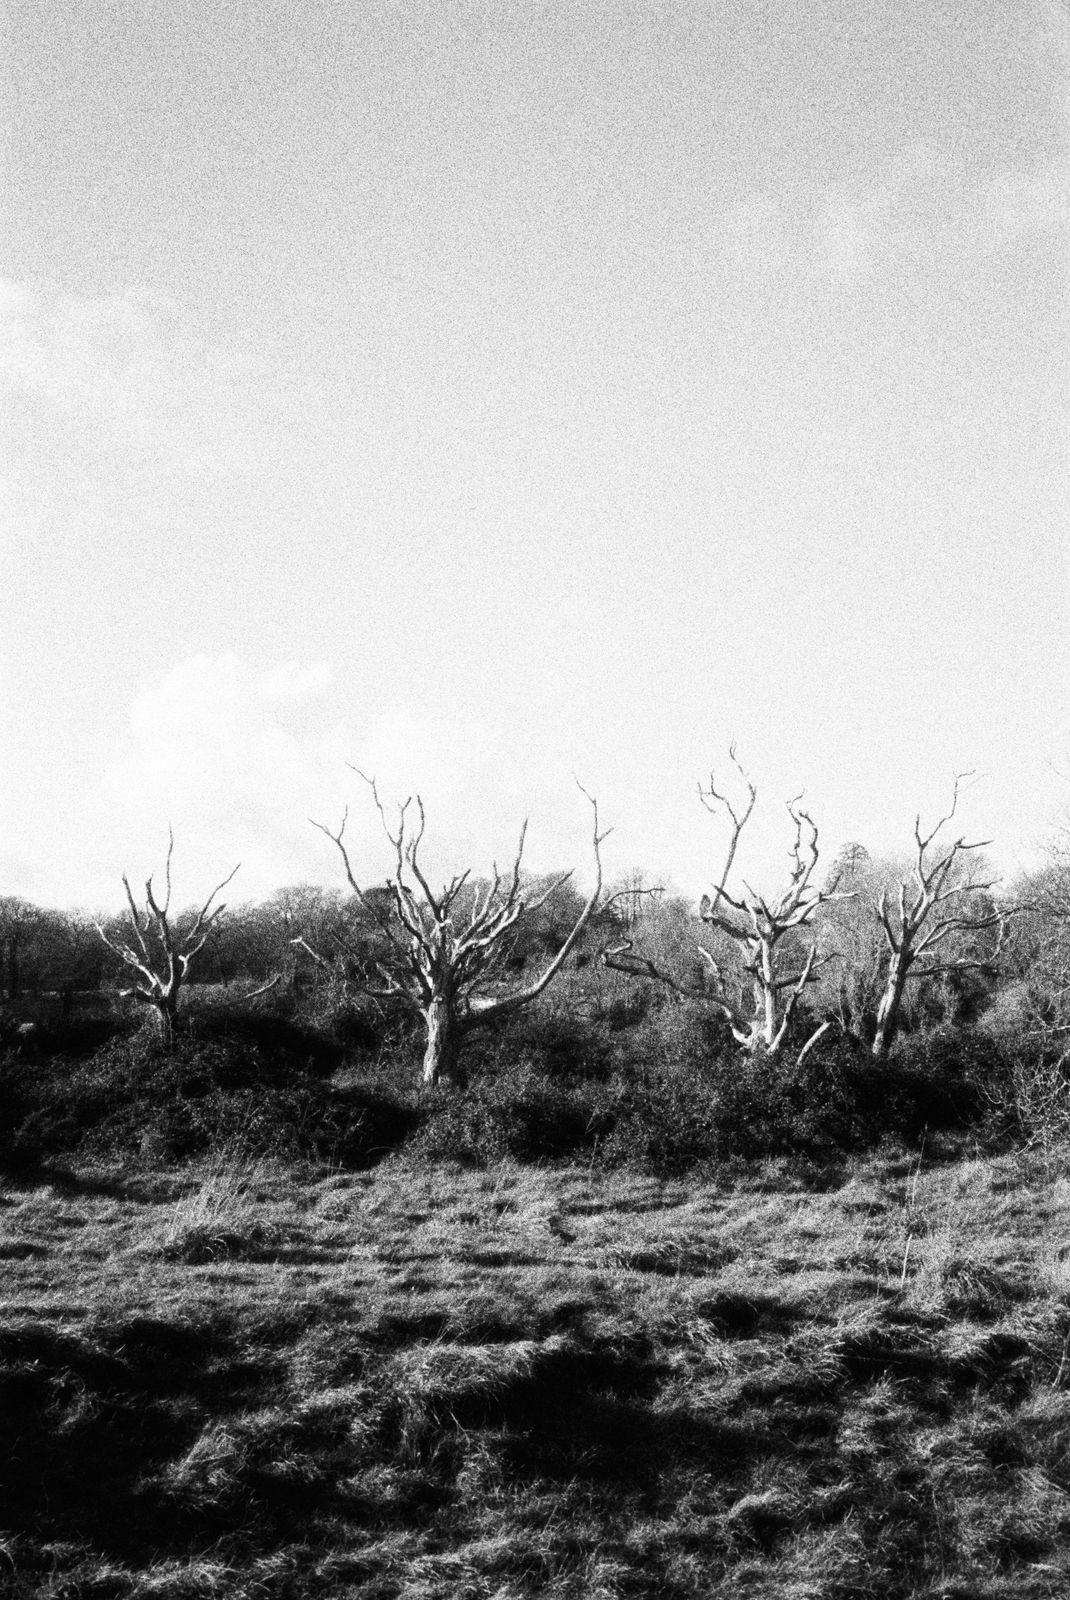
[5,1143,1070,1596]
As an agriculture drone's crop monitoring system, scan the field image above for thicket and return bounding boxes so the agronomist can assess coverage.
[0,972,1047,1179]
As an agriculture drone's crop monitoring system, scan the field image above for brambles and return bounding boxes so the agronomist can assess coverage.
[0,1020,417,1170]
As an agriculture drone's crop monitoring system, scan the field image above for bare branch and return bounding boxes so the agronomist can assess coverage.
[797,1017,836,1066]
[243,975,281,1001]
[290,935,334,971]
[163,825,175,917]
[471,783,609,1023]
[871,777,1005,1058]
[601,938,706,1001]
[314,770,611,1085]
[699,743,758,913]
[96,836,238,1039]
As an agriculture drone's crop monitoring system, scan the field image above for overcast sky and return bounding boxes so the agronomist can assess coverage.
[2,0,1068,912]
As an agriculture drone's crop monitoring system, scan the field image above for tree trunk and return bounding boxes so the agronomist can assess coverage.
[872,956,910,1060]
[759,940,778,1050]
[422,993,464,1088]
[147,998,175,1050]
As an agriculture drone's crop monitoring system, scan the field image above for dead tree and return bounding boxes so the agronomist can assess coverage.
[605,749,849,1055]
[313,774,608,1087]
[96,830,239,1045]
[870,777,1006,1060]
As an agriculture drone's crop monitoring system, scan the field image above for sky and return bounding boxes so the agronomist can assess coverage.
[2,0,1068,914]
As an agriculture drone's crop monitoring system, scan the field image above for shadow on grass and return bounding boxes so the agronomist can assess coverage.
[0,1162,133,1199]
[1,1314,289,1564]
[3,1286,1063,1597]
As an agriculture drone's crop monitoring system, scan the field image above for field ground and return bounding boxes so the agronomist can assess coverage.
[5,1144,1070,1598]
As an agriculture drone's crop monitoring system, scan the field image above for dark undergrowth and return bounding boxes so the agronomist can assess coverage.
[0,991,1025,1181]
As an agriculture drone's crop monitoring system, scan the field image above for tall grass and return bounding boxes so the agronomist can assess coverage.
[158,1145,284,1262]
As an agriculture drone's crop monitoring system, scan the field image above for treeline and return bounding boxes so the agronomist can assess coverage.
[3,760,1070,1167]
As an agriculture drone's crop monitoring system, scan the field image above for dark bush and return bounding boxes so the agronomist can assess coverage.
[409,1010,979,1173]
[181,1004,343,1077]
[0,974,1022,1179]
[600,1065,723,1174]
[460,1005,616,1082]
[882,1025,1014,1139]
[408,1086,510,1166]
[631,1001,736,1075]
[709,1033,877,1158]
[0,1026,417,1170]
[412,1058,609,1166]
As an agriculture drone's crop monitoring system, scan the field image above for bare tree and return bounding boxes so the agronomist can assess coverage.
[96,831,239,1045]
[605,749,849,1055]
[810,846,908,1044]
[313,773,608,1087]
[870,777,1006,1060]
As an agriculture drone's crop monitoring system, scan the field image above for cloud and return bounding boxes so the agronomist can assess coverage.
[87,654,583,908]
[814,146,1069,286]
[260,662,335,702]
[978,163,1070,242]
[0,278,274,478]
[93,655,344,903]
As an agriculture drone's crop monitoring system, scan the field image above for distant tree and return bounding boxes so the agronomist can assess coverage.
[205,886,351,988]
[604,868,656,932]
[312,773,608,1087]
[604,749,850,1055]
[501,873,591,969]
[95,831,239,1045]
[812,846,905,1043]
[0,897,44,1000]
[868,777,1006,1060]
[33,909,111,994]
[991,822,1070,1058]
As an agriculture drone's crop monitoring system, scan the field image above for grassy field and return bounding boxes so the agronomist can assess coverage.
[5,1140,1070,1599]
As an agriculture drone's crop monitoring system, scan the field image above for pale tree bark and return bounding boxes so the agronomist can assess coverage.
[313,772,609,1088]
[604,748,851,1057]
[870,776,1007,1060]
[96,830,239,1046]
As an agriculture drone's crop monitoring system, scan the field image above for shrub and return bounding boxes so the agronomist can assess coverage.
[964,1024,1068,1150]
[599,1064,723,1174]
[710,1033,878,1158]
[881,1025,1011,1140]
[462,1005,617,1082]
[630,1000,736,1075]
[411,1058,609,1166]
[0,1027,417,1170]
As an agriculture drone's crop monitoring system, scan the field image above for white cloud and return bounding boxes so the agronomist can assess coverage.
[93,655,345,904]
[85,654,593,909]
[979,163,1070,242]
[0,278,273,477]
[814,146,1069,286]
[260,662,335,702]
